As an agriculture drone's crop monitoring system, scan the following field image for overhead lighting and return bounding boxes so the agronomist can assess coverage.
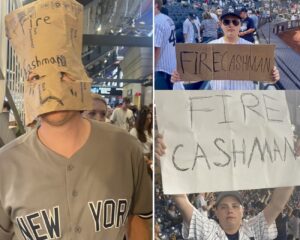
[107,52,111,57]
[116,56,124,61]
[139,21,145,25]
[104,59,108,63]
[97,24,102,32]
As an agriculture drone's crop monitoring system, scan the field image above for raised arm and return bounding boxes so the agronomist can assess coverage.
[263,187,294,225]
[155,134,194,226]
[173,194,194,227]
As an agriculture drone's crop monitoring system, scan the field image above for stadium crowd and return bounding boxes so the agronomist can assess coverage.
[155,0,300,90]
[155,176,300,240]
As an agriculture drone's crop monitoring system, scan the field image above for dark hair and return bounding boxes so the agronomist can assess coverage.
[136,106,152,143]
[3,100,11,111]
[123,97,131,104]
[203,11,212,19]
[155,0,163,10]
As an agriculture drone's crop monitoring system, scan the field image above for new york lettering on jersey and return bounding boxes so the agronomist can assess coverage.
[16,199,129,239]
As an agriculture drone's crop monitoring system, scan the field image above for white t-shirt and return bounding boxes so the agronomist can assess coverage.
[155,12,176,75]
[183,18,196,43]
[110,108,133,131]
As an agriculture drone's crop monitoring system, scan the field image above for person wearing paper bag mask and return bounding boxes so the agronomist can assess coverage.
[171,10,280,90]
[0,1,152,240]
[155,135,294,240]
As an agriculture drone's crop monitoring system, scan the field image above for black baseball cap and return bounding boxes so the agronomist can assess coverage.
[188,12,196,19]
[215,191,242,207]
[220,10,242,20]
[240,7,248,13]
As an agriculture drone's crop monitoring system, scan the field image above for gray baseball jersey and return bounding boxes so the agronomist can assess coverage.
[0,120,152,239]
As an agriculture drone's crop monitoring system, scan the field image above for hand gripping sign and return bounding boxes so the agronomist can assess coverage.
[5,0,92,125]
[156,91,298,194]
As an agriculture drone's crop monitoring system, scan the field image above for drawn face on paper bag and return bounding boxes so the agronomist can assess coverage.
[5,0,92,125]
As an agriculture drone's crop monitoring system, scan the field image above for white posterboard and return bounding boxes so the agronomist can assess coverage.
[156,91,299,194]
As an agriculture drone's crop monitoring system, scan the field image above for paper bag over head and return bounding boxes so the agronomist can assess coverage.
[5,0,92,125]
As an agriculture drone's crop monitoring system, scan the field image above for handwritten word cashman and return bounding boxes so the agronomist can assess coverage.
[176,44,275,82]
[156,91,299,193]
[171,93,295,171]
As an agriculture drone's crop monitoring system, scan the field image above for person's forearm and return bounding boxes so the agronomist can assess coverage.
[245,28,255,34]
[264,187,294,225]
[155,47,161,66]
[173,194,194,226]
[127,216,151,240]
[270,187,294,211]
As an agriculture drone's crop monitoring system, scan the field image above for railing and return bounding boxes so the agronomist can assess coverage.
[273,20,300,34]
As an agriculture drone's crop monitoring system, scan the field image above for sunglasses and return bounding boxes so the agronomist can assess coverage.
[222,19,240,26]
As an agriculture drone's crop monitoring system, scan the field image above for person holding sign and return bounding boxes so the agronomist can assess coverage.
[171,10,280,90]
[155,137,294,240]
[174,189,293,239]
[0,1,152,240]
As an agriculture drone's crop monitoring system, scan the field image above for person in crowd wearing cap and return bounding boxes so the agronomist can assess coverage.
[183,13,200,43]
[174,189,294,239]
[248,10,259,30]
[155,0,176,90]
[239,8,256,43]
[110,97,134,131]
[83,93,109,122]
[0,0,152,239]
[171,9,280,90]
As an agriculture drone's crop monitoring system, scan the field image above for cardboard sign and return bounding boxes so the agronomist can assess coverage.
[176,44,275,83]
[156,91,299,194]
[5,0,92,125]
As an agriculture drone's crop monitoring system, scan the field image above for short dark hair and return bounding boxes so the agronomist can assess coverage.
[123,97,131,104]
[3,100,11,111]
[240,8,247,13]
[155,0,163,10]
[188,13,195,19]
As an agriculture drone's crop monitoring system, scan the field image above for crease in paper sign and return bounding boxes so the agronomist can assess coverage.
[156,91,298,194]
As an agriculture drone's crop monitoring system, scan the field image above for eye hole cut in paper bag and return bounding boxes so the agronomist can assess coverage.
[5,0,92,125]
[176,43,276,83]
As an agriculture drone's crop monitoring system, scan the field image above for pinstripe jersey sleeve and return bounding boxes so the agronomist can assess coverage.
[246,211,278,239]
[155,13,176,74]
[155,19,164,48]
[182,207,224,239]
